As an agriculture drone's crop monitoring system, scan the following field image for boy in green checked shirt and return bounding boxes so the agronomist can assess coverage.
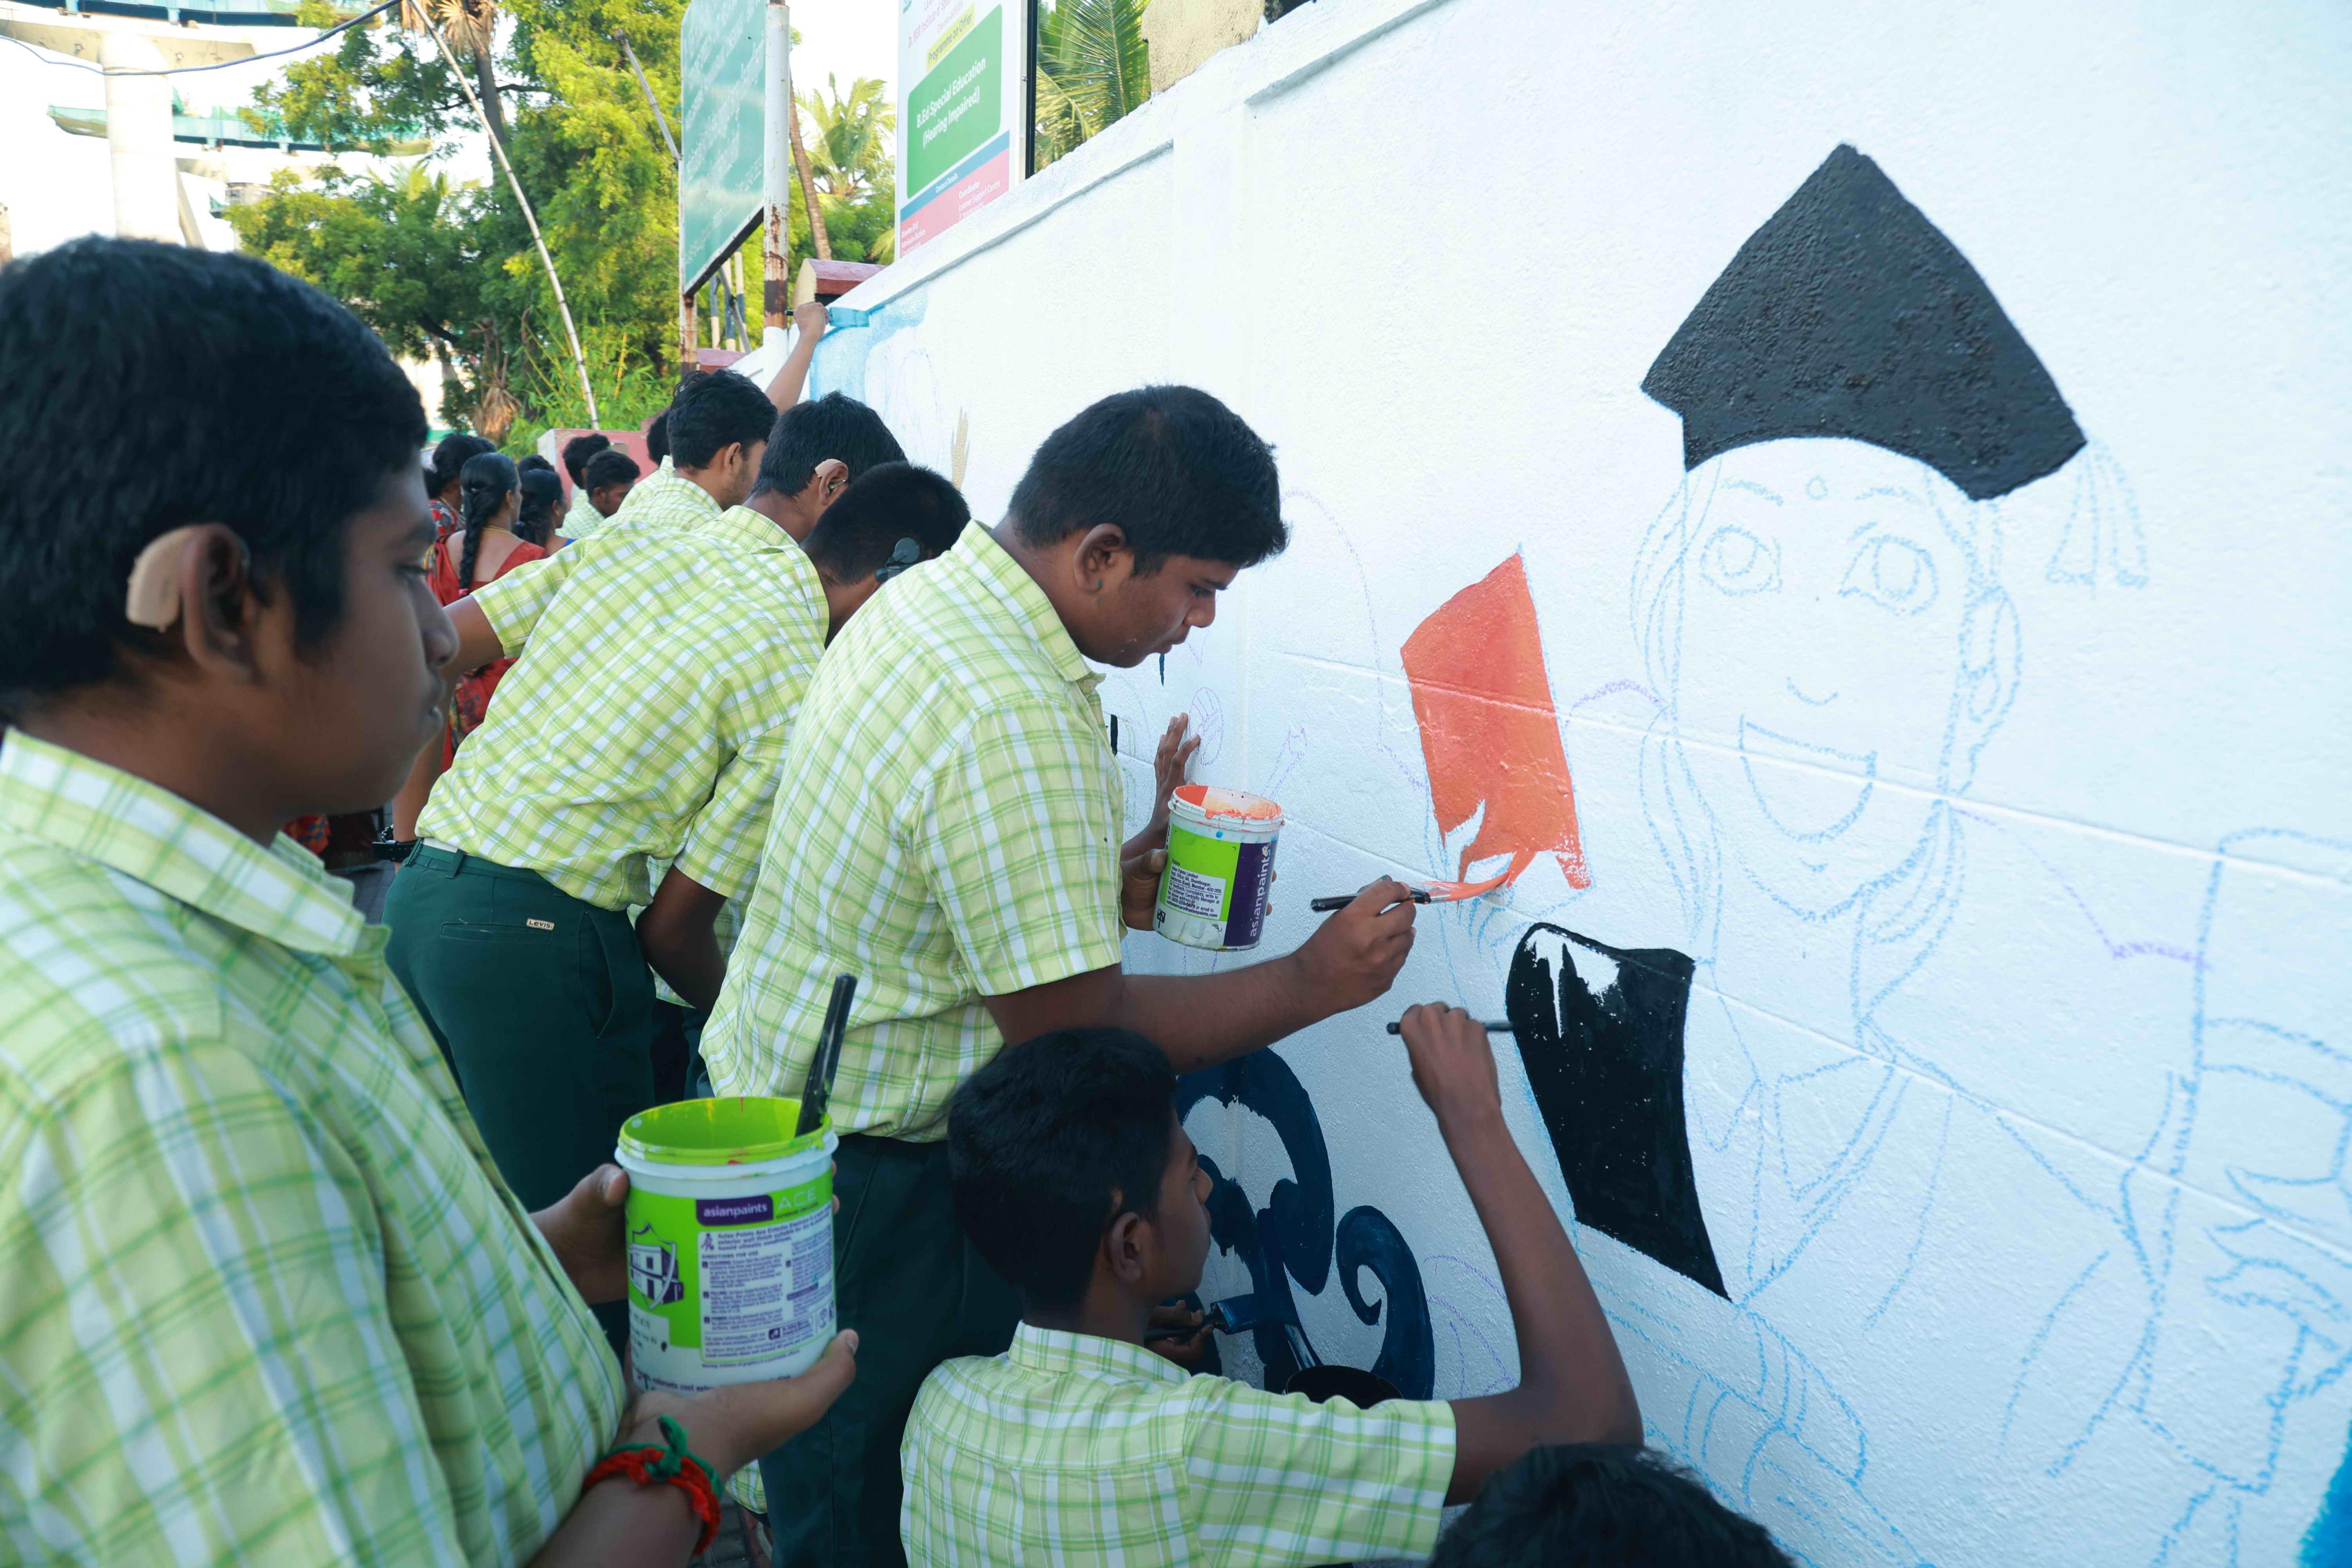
[904,1014,1642,1566]
[387,385,963,1251]
[0,237,856,1566]
[702,386,1424,1564]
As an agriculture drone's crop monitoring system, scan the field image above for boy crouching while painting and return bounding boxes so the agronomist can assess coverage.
[898,1009,1643,1566]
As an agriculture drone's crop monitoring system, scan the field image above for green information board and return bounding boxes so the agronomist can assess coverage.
[679,0,764,292]
[906,7,1001,196]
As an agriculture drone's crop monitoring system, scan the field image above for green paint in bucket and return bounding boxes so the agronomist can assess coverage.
[1154,783,1283,951]
[616,1096,837,1394]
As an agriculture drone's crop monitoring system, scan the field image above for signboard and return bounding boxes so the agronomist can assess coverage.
[897,1,1027,256]
[680,0,764,292]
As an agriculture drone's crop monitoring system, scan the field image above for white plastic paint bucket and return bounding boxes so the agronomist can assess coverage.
[1154,784,1283,950]
[616,1096,838,1394]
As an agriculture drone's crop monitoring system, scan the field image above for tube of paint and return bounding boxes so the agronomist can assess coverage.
[1154,784,1283,951]
[616,1096,837,1394]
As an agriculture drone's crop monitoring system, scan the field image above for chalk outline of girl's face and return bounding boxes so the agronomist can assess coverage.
[1658,440,2019,915]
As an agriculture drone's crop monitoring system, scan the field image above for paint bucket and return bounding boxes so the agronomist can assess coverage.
[616,1096,837,1395]
[1154,784,1283,951]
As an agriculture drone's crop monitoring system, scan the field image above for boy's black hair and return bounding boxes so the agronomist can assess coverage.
[803,463,969,583]
[754,391,907,498]
[948,1029,1178,1315]
[644,410,671,465]
[667,368,774,470]
[516,453,555,475]
[561,431,612,484]
[1428,1445,1795,1568]
[1007,386,1286,573]
[582,448,642,490]
[514,466,563,546]
[428,431,494,498]
[0,237,424,713]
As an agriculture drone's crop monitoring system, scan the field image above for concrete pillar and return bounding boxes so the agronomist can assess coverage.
[98,29,181,241]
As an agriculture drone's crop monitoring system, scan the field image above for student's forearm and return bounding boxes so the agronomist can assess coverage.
[986,959,1327,1073]
[447,595,508,672]
[1442,1099,1641,1489]
[1116,962,1329,1071]
[639,923,724,1013]
[526,1472,702,1566]
[637,869,728,1013]
[766,329,823,410]
[390,730,444,840]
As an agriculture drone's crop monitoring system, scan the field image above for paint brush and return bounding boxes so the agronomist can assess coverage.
[793,973,858,1136]
[1384,1019,1514,1034]
[823,306,871,329]
[1144,1294,1271,1341]
[1309,890,1433,913]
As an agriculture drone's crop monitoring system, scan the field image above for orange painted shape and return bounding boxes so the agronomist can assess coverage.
[1399,554,1592,891]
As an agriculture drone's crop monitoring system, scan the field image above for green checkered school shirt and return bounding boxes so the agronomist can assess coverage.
[421,502,829,911]
[0,730,624,1564]
[901,1323,1457,1566]
[554,456,717,545]
[700,521,1125,1139]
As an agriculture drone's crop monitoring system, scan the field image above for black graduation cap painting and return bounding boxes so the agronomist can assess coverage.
[1644,144,2084,502]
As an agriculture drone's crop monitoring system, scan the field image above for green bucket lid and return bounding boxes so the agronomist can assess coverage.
[618,1096,827,1166]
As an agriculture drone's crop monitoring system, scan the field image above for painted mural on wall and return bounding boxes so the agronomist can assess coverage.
[1177,1052,1436,1399]
[802,41,2349,1553]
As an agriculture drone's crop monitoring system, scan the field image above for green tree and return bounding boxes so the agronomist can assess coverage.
[239,0,688,444]
[799,74,896,264]
[1034,0,1152,170]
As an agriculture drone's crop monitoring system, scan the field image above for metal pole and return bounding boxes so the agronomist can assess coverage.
[423,17,601,428]
[762,0,793,340]
[614,29,678,165]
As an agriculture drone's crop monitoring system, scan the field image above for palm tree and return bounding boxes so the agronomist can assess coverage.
[401,0,507,144]
[800,74,894,204]
[1034,0,1152,170]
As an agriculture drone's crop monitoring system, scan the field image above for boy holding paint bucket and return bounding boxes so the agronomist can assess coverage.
[901,1010,1642,1565]
[386,448,967,1260]
[0,236,857,1565]
[701,385,1421,1565]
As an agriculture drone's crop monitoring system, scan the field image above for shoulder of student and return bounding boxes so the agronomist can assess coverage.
[0,829,233,1118]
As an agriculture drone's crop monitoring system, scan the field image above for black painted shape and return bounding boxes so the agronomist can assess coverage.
[1505,924,1726,1297]
[1643,143,2084,502]
[1335,1205,1435,1399]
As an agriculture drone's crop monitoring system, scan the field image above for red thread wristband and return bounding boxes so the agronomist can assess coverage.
[584,1414,723,1555]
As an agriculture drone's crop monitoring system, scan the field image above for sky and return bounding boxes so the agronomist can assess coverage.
[0,0,898,258]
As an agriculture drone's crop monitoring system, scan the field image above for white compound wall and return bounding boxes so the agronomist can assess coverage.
[797,3,2352,1560]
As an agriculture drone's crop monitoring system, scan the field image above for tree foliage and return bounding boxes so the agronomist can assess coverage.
[1035,0,1152,170]
[228,0,893,447]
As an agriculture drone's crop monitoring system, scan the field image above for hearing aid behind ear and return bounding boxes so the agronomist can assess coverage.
[124,525,248,631]
[872,537,922,584]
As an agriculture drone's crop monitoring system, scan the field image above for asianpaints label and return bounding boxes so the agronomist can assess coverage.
[626,1168,834,1393]
[1156,812,1279,951]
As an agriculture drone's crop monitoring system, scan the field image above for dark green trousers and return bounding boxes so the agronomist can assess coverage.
[384,844,658,1205]
[763,1134,1020,1567]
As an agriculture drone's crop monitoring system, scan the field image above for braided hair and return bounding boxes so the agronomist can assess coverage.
[514,466,562,546]
[455,452,517,589]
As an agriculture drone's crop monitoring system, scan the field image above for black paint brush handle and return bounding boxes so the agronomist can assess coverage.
[795,973,858,1135]
[1384,1019,1514,1034]
[1310,890,1433,912]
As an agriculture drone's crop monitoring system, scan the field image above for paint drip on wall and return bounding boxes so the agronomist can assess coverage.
[1401,553,1591,895]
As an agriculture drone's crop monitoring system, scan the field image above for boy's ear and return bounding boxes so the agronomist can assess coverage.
[812,457,849,501]
[1073,523,1131,593]
[138,523,264,684]
[1104,1206,1149,1285]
